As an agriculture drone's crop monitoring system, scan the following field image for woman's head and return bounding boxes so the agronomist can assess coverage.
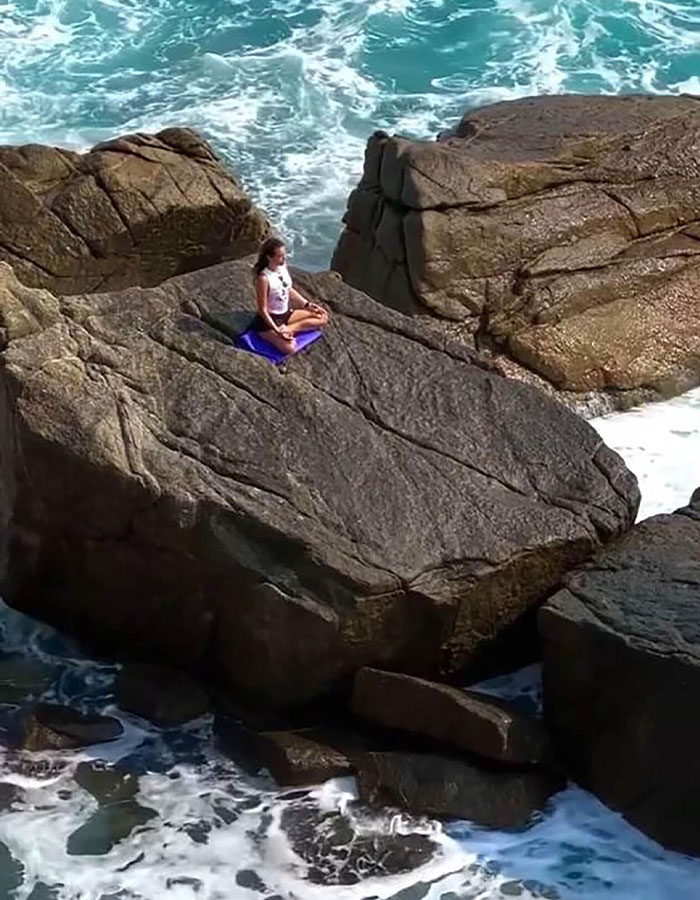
[253,236,286,277]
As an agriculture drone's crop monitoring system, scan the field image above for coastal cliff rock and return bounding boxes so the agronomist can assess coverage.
[0,258,638,704]
[0,128,268,296]
[333,94,700,406]
[540,490,700,855]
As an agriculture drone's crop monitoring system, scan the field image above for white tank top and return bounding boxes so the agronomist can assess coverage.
[264,264,291,314]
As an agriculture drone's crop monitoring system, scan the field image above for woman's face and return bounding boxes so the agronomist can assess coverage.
[269,244,286,267]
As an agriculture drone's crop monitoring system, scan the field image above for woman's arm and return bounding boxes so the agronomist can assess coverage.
[289,286,310,309]
[256,275,281,332]
[290,285,326,315]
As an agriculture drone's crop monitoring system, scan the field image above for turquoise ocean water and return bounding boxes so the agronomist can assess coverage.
[3,2,700,898]
[3,0,700,267]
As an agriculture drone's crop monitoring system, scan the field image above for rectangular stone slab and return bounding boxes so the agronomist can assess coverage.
[352,667,549,766]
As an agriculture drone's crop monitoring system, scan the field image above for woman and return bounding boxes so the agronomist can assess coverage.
[252,236,329,354]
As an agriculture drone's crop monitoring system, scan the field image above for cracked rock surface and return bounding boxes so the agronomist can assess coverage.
[332,94,700,405]
[0,257,638,704]
[0,128,269,296]
[540,490,700,854]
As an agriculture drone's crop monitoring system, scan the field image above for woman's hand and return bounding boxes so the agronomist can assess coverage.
[307,301,325,315]
[278,325,294,342]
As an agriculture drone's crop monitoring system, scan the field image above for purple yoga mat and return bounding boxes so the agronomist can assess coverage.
[234,327,323,364]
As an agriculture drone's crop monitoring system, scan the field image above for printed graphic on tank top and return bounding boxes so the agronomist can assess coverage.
[264,264,291,314]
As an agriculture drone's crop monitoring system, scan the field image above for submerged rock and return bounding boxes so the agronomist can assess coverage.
[280,803,436,885]
[0,128,269,296]
[21,704,123,751]
[116,662,209,727]
[0,656,57,705]
[0,257,637,704]
[74,762,139,805]
[357,751,565,828]
[66,802,158,856]
[333,94,700,407]
[540,489,700,855]
[352,667,550,765]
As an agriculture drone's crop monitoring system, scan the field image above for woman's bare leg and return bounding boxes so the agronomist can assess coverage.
[288,308,329,333]
[259,329,297,354]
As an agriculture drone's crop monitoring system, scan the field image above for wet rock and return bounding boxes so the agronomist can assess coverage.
[386,883,431,900]
[181,821,212,844]
[0,128,269,296]
[352,667,549,765]
[0,781,23,811]
[280,804,435,885]
[357,752,565,828]
[235,870,268,893]
[26,884,62,900]
[0,656,57,704]
[22,704,123,751]
[0,841,24,897]
[0,258,638,704]
[99,892,146,900]
[166,877,202,891]
[66,802,158,855]
[212,716,266,776]
[116,662,209,727]
[540,492,700,855]
[334,94,700,407]
[212,801,239,825]
[258,730,353,786]
[74,762,139,804]
[9,756,68,781]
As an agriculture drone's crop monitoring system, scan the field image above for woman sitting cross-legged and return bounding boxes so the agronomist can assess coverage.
[251,236,329,355]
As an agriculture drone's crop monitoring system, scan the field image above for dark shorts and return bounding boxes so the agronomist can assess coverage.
[251,310,291,332]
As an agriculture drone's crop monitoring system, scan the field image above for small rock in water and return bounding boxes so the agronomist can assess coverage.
[280,804,435,885]
[116,662,209,727]
[357,752,564,828]
[166,877,203,891]
[66,802,158,856]
[74,762,139,805]
[180,820,212,845]
[22,704,123,751]
[0,657,57,705]
[235,869,268,892]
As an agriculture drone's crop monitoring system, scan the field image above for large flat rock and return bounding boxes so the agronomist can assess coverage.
[333,94,700,406]
[540,492,700,854]
[0,128,268,295]
[0,258,638,703]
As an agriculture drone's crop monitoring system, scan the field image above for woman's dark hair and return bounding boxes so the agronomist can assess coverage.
[253,236,285,278]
